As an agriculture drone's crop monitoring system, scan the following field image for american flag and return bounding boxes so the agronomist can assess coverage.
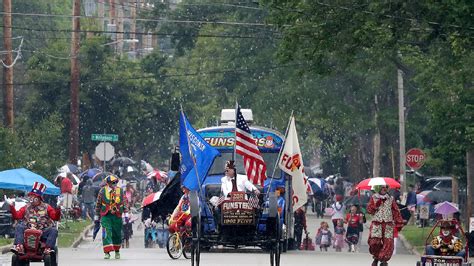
[235,105,267,186]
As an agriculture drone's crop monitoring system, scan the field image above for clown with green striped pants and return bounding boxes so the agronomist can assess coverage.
[94,175,127,259]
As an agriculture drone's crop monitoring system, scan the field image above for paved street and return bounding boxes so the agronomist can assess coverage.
[0,211,424,265]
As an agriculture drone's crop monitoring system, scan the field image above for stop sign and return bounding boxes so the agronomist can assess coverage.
[95,142,115,161]
[406,148,426,170]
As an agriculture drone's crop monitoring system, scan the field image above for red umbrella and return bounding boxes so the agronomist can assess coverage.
[142,191,162,207]
[147,169,168,182]
[356,177,400,190]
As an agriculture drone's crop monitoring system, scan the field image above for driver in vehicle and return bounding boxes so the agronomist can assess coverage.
[8,182,61,255]
[220,160,260,198]
[426,221,464,257]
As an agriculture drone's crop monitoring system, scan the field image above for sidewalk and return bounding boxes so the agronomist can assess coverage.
[304,211,412,255]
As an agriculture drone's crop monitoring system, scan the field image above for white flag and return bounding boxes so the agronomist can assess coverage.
[278,116,308,211]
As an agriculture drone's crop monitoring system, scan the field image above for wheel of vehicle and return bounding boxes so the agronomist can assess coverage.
[191,215,201,266]
[269,245,275,266]
[166,233,183,259]
[11,254,19,266]
[190,191,201,266]
[43,254,52,266]
[183,237,191,259]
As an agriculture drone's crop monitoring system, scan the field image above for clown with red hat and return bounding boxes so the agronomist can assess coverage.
[9,181,61,255]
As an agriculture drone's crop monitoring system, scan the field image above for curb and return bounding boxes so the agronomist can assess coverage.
[0,243,12,254]
[71,223,94,248]
[399,233,420,256]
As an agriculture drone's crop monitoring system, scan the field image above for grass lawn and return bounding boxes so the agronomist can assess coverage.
[0,238,13,246]
[401,225,434,254]
[58,220,92,248]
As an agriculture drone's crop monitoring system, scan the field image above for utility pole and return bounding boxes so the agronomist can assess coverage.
[2,0,14,129]
[398,67,407,193]
[117,0,124,54]
[466,150,474,232]
[69,0,81,164]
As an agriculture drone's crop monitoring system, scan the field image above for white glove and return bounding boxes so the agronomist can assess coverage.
[4,195,14,206]
[94,215,100,222]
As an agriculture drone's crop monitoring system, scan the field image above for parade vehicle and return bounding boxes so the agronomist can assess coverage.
[181,109,288,266]
[416,219,471,266]
[11,227,58,266]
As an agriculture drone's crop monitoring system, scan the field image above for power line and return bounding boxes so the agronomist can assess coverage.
[0,11,272,27]
[308,1,474,32]
[2,62,307,86]
[0,24,279,39]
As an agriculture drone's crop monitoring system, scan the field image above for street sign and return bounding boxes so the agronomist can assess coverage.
[91,133,118,142]
[95,142,115,161]
[406,148,426,170]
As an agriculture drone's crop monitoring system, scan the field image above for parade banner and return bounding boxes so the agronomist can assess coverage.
[278,116,308,211]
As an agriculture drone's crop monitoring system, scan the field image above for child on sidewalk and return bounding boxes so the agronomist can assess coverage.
[315,221,332,251]
[333,219,345,252]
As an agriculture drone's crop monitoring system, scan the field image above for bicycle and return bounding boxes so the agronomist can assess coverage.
[166,228,191,259]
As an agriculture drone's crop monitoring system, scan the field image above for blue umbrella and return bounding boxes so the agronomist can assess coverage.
[0,168,60,195]
[308,177,326,193]
[80,168,102,179]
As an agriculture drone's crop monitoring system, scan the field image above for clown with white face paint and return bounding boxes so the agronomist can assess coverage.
[426,221,465,257]
[9,182,61,255]
[367,185,404,266]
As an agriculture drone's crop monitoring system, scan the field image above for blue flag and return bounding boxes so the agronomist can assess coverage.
[179,111,220,191]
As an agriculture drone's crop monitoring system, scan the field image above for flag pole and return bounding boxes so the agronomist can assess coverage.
[233,101,238,162]
[266,111,294,196]
[180,105,203,197]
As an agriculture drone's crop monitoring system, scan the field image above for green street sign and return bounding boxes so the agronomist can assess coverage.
[91,134,119,142]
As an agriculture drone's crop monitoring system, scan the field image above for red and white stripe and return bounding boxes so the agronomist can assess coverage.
[235,106,267,186]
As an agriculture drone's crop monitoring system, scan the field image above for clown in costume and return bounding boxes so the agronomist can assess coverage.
[94,175,127,259]
[9,182,61,255]
[367,185,404,266]
[168,186,191,233]
[426,221,464,257]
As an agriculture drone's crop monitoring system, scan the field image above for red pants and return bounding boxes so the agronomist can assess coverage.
[169,212,191,233]
[368,222,394,262]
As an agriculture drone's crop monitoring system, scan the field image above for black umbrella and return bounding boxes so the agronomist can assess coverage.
[92,220,101,241]
[110,157,136,167]
[149,174,183,220]
[344,194,371,208]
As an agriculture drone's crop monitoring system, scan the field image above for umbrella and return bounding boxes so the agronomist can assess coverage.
[149,173,183,220]
[420,190,452,203]
[58,164,79,174]
[54,172,80,185]
[434,201,459,216]
[142,191,162,207]
[80,168,102,179]
[110,157,136,167]
[147,170,168,182]
[308,178,325,192]
[0,168,60,195]
[92,220,101,241]
[356,177,400,191]
[344,194,371,208]
[141,160,154,173]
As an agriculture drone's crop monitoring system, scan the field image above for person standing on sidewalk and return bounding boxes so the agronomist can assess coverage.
[367,185,404,266]
[294,207,307,250]
[94,175,127,260]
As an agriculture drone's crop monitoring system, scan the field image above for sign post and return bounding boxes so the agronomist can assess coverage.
[405,148,426,170]
[92,134,118,172]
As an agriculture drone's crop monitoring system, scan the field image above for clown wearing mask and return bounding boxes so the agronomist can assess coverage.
[426,221,464,257]
[94,175,127,259]
[9,182,61,255]
[367,185,404,266]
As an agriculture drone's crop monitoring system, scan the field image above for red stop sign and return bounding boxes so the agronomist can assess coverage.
[406,148,426,170]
